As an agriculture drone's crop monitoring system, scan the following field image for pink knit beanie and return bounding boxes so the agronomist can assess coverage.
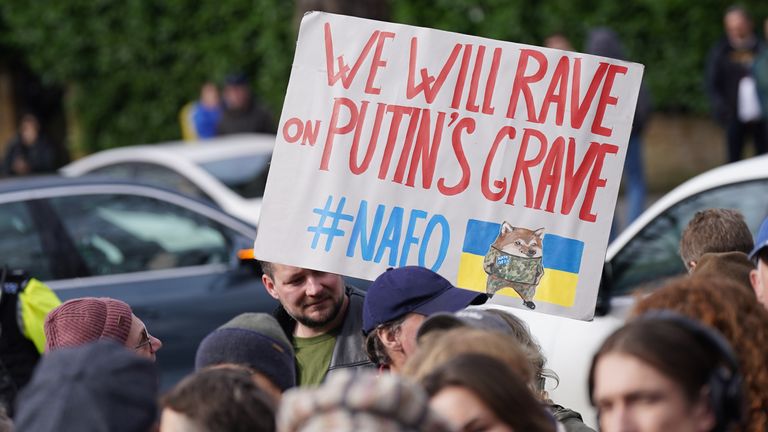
[45,297,133,351]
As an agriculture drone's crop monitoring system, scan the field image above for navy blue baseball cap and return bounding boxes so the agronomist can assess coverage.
[362,266,487,335]
[749,216,768,261]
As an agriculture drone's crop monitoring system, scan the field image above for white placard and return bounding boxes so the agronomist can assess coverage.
[254,12,643,320]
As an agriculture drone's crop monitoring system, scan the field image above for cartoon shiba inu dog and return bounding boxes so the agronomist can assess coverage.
[483,222,544,309]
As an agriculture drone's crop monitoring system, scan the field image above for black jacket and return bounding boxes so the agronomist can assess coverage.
[706,36,764,125]
[3,136,56,176]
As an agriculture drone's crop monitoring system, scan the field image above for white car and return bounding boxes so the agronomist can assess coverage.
[60,134,275,226]
[492,154,768,427]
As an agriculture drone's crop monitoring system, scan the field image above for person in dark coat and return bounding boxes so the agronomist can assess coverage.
[706,6,767,162]
[586,28,652,227]
[3,114,56,176]
[217,73,275,135]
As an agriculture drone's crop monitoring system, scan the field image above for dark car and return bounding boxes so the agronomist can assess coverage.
[0,176,277,387]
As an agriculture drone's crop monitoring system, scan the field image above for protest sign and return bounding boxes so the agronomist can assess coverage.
[254,12,644,320]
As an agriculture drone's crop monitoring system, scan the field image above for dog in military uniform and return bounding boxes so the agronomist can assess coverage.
[483,222,544,309]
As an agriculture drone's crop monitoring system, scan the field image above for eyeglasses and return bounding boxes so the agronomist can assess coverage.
[134,327,153,352]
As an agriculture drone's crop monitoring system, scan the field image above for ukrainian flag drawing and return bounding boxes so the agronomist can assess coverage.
[456,219,584,307]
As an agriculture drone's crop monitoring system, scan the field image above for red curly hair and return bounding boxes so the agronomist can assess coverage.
[631,276,768,432]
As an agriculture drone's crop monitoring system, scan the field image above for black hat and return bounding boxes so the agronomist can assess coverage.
[195,313,296,391]
[14,340,158,432]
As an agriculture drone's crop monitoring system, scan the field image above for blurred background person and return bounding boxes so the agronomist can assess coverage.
[160,367,276,432]
[586,27,652,229]
[180,81,223,141]
[589,313,743,432]
[753,17,768,128]
[544,32,573,51]
[45,297,162,361]
[14,340,159,432]
[217,73,275,135]
[706,5,766,163]
[423,353,558,432]
[3,113,56,177]
[631,276,768,431]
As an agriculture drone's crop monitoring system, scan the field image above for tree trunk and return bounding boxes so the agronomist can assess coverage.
[0,65,16,153]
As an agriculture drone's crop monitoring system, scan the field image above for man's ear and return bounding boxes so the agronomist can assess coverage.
[377,327,402,353]
[688,261,697,273]
[262,274,280,300]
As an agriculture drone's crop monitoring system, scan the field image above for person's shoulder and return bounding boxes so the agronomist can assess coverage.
[549,404,595,432]
[708,37,731,57]
[345,285,366,299]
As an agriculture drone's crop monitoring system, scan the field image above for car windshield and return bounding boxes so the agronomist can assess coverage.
[198,154,271,199]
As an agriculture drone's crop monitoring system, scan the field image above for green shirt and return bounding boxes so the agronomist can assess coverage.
[293,332,336,386]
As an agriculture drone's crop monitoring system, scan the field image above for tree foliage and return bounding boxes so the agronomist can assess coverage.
[1,0,294,152]
[3,0,768,152]
[391,0,768,113]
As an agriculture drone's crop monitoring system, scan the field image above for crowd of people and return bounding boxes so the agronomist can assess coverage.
[0,72,274,179]
[179,73,275,141]
[2,5,768,432]
[0,208,766,432]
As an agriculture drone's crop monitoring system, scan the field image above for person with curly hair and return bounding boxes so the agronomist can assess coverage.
[631,276,768,432]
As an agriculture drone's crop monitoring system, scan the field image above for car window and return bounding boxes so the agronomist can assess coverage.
[608,179,768,297]
[49,193,236,276]
[90,163,211,201]
[88,163,135,180]
[198,154,270,199]
[0,201,53,279]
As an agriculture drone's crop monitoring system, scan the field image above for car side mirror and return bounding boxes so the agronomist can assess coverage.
[236,248,263,275]
[237,248,255,261]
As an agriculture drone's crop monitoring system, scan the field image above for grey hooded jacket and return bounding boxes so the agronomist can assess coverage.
[274,286,374,381]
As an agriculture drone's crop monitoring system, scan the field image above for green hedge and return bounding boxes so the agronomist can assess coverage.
[1,0,294,152]
[3,0,768,153]
[392,0,768,113]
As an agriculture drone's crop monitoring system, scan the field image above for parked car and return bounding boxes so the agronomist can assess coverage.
[0,176,276,387]
[60,133,275,226]
[496,154,768,426]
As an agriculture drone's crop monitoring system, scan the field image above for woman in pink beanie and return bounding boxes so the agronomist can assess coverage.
[45,297,162,360]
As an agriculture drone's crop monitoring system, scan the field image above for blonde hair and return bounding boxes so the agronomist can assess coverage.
[402,327,533,386]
